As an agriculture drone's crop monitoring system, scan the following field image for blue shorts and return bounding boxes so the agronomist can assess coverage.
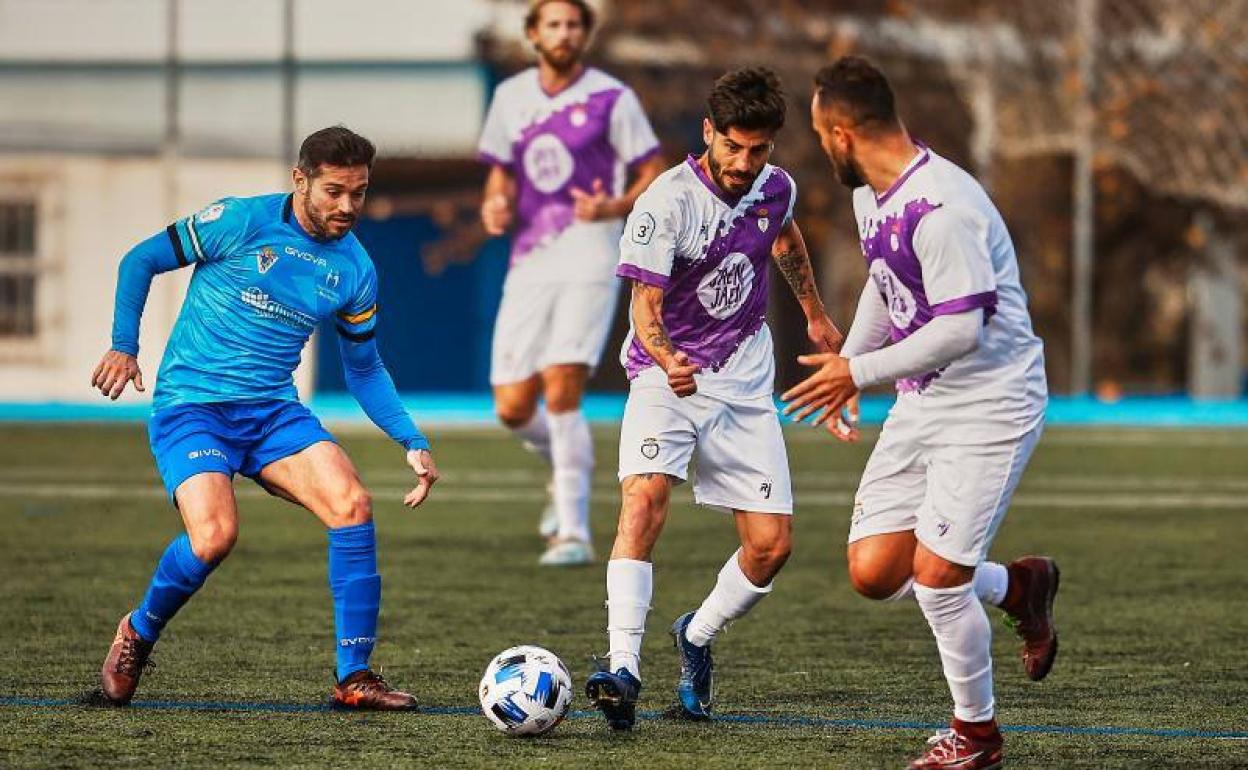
[148,400,335,500]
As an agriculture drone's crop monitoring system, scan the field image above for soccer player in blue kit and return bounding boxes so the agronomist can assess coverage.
[91,127,438,710]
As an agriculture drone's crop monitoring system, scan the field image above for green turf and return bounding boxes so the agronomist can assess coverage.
[1,423,1246,769]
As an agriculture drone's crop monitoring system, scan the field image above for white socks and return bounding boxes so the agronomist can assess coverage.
[914,582,996,723]
[548,409,593,543]
[686,549,773,647]
[605,552,772,679]
[509,407,552,464]
[606,559,652,678]
[879,561,1009,606]
[974,561,1009,607]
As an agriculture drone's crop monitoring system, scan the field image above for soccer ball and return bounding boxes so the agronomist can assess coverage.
[479,645,573,736]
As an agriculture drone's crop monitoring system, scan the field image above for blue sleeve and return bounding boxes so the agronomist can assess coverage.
[336,258,428,451]
[339,334,429,452]
[167,198,252,264]
[110,229,187,356]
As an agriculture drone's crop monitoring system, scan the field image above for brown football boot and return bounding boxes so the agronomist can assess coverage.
[100,613,155,705]
[1001,556,1060,681]
[331,669,418,711]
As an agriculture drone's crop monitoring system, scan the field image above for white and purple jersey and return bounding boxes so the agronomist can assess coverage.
[854,146,1047,437]
[477,67,660,284]
[617,157,796,399]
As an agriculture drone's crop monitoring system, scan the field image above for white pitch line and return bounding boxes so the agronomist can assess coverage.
[2,483,1246,510]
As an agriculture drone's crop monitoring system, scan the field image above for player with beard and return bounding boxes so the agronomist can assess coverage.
[784,57,1058,769]
[477,0,664,566]
[584,67,843,730]
[92,126,438,709]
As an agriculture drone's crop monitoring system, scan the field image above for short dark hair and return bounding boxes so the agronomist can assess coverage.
[706,67,787,134]
[525,0,595,34]
[297,126,376,178]
[813,56,899,132]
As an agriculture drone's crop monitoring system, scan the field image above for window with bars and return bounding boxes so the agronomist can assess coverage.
[0,201,38,338]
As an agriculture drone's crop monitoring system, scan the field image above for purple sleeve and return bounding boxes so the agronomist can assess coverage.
[930,291,998,322]
[477,150,512,169]
[616,262,670,288]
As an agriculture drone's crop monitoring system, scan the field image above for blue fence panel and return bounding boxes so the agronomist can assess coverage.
[316,215,508,392]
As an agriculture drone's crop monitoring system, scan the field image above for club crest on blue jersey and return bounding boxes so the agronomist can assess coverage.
[257,246,279,274]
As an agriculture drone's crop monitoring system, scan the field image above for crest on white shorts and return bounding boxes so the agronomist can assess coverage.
[640,437,659,460]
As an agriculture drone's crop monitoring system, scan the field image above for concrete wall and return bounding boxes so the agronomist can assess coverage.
[0,153,312,402]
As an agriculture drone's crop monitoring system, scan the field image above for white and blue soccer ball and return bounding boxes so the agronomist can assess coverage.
[479,645,573,736]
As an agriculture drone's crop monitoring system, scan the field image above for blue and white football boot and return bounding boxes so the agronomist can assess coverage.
[585,665,642,731]
[670,611,713,720]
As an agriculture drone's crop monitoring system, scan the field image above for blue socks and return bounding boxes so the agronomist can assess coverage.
[130,534,216,642]
[128,523,381,683]
[327,521,381,683]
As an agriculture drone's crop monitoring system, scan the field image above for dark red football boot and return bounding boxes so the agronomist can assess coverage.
[1001,556,1060,681]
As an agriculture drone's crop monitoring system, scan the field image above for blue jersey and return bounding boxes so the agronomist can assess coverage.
[156,194,377,410]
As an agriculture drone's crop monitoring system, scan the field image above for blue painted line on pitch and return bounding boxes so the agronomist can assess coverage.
[5,394,1248,426]
[3,696,1244,740]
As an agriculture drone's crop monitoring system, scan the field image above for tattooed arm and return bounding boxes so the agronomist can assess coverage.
[773,219,844,353]
[630,280,700,397]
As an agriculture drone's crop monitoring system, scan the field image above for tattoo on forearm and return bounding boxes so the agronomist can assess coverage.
[645,317,677,357]
[634,281,678,359]
[775,248,815,301]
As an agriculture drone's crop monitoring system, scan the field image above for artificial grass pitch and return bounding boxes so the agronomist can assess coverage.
[1,423,1245,768]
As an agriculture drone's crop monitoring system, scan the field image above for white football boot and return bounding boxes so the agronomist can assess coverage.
[538,539,594,567]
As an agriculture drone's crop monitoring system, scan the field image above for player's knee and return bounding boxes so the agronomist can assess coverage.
[742,537,791,576]
[544,380,584,414]
[542,366,587,413]
[847,559,906,601]
[617,481,668,547]
[188,519,237,564]
[496,400,536,429]
[327,485,373,528]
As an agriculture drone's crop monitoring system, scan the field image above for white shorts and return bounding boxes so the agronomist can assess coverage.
[490,279,619,386]
[849,413,1043,566]
[618,385,793,514]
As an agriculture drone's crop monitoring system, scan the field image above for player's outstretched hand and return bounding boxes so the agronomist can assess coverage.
[807,313,845,354]
[828,393,861,443]
[665,351,701,398]
[404,449,439,508]
[481,194,513,236]
[781,352,858,428]
[91,350,145,400]
[570,178,612,222]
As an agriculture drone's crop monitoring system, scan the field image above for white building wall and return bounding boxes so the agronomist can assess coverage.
[0,154,312,402]
[0,0,503,401]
